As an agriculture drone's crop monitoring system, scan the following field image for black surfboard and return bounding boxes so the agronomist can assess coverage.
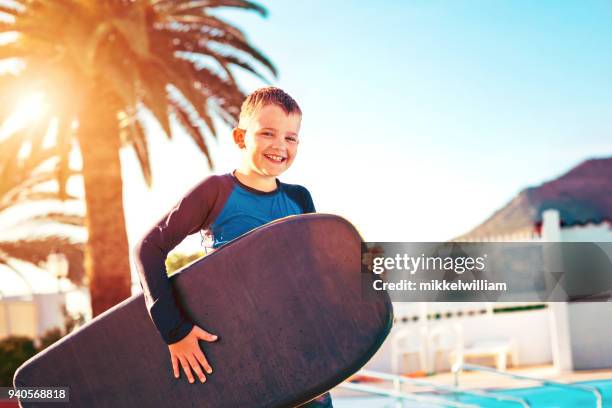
[14,214,393,407]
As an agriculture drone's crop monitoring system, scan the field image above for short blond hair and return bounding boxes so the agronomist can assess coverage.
[238,87,302,128]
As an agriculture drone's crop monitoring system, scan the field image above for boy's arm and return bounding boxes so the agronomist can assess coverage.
[133,175,230,344]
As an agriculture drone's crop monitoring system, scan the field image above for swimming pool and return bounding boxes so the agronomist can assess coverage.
[333,378,612,407]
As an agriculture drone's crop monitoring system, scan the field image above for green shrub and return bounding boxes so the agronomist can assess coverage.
[0,336,37,387]
[0,306,87,386]
[166,251,205,276]
[38,327,64,351]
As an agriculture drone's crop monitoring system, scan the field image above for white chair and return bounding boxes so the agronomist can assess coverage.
[427,322,464,373]
[390,326,428,375]
[458,338,519,371]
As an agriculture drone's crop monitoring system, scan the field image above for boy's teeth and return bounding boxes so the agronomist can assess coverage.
[266,154,284,162]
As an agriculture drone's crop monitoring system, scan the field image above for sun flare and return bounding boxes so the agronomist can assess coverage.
[0,91,49,141]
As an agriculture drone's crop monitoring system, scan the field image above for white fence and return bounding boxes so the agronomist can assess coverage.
[0,293,66,339]
[365,302,553,374]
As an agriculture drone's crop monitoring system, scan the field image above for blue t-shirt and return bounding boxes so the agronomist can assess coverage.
[208,173,313,248]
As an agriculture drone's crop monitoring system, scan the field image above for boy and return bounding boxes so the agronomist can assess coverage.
[133,87,333,407]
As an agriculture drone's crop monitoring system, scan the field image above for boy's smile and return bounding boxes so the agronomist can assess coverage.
[263,153,287,164]
[233,104,301,190]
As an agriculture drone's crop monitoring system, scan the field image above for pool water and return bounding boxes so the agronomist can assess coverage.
[334,379,612,407]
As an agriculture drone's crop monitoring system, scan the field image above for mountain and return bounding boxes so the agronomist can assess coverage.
[457,157,612,240]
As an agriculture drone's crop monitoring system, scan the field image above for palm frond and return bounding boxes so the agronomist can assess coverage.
[27,212,84,227]
[169,98,212,168]
[0,173,68,211]
[221,53,270,82]
[156,57,218,137]
[188,63,244,122]
[55,114,74,201]
[0,118,79,212]
[0,116,56,195]
[0,20,16,33]
[126,117,152,186]
[171,33,239,85]
[154,18,245,42]
[0,3,24,17]
[176,41,271,84]
[202,30,276,76]
[138,64,172,138]
[0,41,29,59]
[0,236,85,286]
[96,38,139,110]
[161,0,267,18]
[6,191,78,206]
[108,3,150,59]
[0,169,78,213]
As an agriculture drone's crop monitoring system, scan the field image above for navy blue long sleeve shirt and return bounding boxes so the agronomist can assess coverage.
[133,172,315,344]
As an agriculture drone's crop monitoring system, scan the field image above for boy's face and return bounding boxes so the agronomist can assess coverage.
[234,104,301,178]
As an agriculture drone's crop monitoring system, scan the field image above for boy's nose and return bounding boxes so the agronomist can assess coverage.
[272,139,287,150]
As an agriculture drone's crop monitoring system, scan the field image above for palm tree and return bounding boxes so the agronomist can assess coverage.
[0,126,85,289]
[0,0,276,315]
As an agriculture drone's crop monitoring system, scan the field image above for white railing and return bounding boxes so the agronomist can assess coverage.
[339,381,479,408]
[453,363,603,408]
[356,369,530,407]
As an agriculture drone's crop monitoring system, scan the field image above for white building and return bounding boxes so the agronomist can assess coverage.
[0,257,91,341]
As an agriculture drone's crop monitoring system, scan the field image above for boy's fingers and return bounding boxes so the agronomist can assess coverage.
[187,355,206,383]
[171,354,179,379]
[195,351,212,375]
[197,328,218,342]
[179,356,195,384]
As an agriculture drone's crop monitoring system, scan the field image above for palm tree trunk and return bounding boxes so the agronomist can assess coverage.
[77,86,131,316]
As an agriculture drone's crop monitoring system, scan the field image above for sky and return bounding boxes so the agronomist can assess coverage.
[2,1,612,291]
[122,0,612,251]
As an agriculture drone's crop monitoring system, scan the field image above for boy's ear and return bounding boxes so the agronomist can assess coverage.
[232,128,246,149]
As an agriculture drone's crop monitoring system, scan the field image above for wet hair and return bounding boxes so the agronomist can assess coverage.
[238,87,302,128]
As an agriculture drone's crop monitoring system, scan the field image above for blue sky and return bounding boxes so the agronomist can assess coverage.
[118,0,612,253]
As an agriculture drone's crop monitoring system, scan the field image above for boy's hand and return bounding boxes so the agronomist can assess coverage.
[168,325,218,384]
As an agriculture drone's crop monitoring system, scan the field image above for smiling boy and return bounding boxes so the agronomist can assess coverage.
[134,87,333,407]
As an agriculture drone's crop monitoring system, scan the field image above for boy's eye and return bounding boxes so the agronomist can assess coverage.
[286,137,297,142]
